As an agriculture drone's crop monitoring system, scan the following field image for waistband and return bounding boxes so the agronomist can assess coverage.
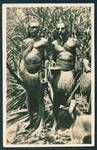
[56,60,75,71]
[25,62,41,74]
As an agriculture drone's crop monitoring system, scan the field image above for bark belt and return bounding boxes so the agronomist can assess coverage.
[56,59,75,71]
[25,62,42,74]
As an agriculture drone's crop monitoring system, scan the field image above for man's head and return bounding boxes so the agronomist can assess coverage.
[29,19,40,38]
[54,19,68,44]
[56,19,65,34]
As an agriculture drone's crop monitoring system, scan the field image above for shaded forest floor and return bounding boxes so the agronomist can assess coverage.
[6,94,89,145]
[7,114,71,145]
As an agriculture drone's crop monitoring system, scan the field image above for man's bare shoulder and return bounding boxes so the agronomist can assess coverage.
[23,38,34,49]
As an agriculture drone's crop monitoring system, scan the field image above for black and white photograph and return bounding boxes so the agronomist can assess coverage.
[3,3,95,147]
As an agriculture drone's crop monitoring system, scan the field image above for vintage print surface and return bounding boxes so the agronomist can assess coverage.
[3,3,95,147]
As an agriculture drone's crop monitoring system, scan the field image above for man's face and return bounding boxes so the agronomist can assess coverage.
[29,26,39,38]
[57,23,65,34]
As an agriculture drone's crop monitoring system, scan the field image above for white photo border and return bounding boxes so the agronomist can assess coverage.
[2,3,95,147]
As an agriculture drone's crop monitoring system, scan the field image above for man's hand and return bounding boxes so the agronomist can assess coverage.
[52,40,58,46]
[83,58,91,73]
[34,37,48,48]
[52,40,64,52]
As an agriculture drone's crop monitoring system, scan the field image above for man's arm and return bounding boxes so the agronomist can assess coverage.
[22,38,34,58]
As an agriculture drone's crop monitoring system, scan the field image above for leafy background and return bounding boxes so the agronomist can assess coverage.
[6,6,91,144]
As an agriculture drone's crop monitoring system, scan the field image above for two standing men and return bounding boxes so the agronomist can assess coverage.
[19,18,91,130]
